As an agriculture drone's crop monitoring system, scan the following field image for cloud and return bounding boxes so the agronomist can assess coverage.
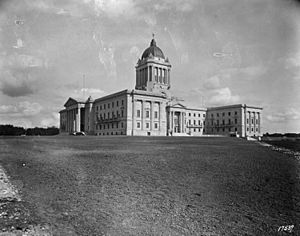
[208,87,240,106]
[92,32,117,78]
[266,108,300,123]
[73,88,106,98]
[40,112,59,128]
[0,101,42,117]
[154,0,196,12]
[203,75,221,90]
[285,52,300,68]
[0,71,36,97]
[0,105,18,114]
[84,0,136,17]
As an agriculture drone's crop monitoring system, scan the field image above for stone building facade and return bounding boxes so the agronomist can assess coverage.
[59,38,263,137]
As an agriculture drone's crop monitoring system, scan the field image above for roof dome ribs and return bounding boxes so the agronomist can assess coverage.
[141,38,165,59]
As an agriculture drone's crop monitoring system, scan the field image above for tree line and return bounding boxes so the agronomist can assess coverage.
[0,125,59,136]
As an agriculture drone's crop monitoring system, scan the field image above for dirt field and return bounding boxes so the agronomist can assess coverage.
[0,136,299,235]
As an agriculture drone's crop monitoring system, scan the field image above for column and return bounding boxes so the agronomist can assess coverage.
[181,112,184,133]
[253,112,256,134]
[172,111,174,133]
[168,69,170,85]
[150,101,154,130]
[258,112,260,134]
[77,107,81,132]
[141,100,144,130]
[132,97,135,136]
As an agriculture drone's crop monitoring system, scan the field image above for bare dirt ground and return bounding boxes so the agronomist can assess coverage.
[0,136,299,236]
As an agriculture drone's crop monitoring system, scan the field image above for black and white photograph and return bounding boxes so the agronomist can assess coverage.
[0,0,299,235]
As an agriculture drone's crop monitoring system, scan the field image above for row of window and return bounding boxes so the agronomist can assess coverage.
[210,119,238,126]
[188,113,205,118]
[96,110,125,120]
[96,122,124,130]
[214,127,238,132]
[246,118,259,124]
[211,111,238,118]
[97,131,125,136]
[136,110,158,119]
[136,122,158,129]
[188,120,204,126]
[247,127,259,132]
[96,99,125,111]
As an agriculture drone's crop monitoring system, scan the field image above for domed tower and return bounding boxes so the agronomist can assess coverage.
[135,37,171,94]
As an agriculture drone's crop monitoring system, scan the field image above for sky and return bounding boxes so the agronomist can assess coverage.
[0,0,299,133]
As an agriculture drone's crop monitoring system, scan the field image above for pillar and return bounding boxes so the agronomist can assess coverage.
[77,106,81,132]
[150,101,154,130]
[172,111,174,133]
[141,100,144,130]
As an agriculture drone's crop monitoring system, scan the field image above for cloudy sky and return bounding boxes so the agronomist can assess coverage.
[0,0,299,133]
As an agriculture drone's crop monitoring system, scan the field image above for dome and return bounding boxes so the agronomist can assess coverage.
[141,39,165,59]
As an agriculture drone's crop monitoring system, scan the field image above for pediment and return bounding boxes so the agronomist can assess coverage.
[171,103,186,109]
[64,97,78,107]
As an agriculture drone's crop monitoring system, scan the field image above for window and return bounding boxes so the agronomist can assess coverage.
[235,119,237,124]
[228,112,231,116]
[104,104,106,109]
[228,119,231,124]
[247,127,249,131]
[235,128,237,132]
[223,128,225,132]
[146,123,149,128]
[100,105,102,110]
[256,119,258,124]
[256,128,258,132]
[251,128,254,132]
[211,114,213,118]
[107,112,110,119]
[251,119,254,124]
[198,114,200,117]
[194,113,196,117]
[203,121,205,125]
[154,123,158,129]
[222,112,225,116]
[117,101,119,106]
[189,113,191,116]
[112,123,114,129]
[217,113,219,117]
[96,106,99,111]
[121,122,124,128]
[137,122,140,128]
[108,103,110,109]
[235,111,237,115]
[137,110,141,117]
[194,128,196,132]
[198,120,201,125]
[189,120,191,125]
[194,120,196,125]
[154,111,158,119]
[122,100,124,106]
[122,110,124,117]
[222,120,225,125]
[146,110,150,118]
[112,102,114,108]
[203,114,206,118]
[247,119,249,124]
